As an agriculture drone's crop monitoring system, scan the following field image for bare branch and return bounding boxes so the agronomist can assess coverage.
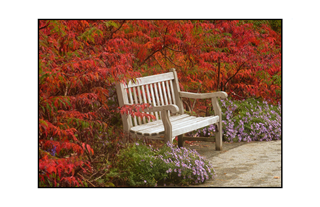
[223,62,246,89]
[78,173,96,187]
[165,46,182,52]
[139,47,164,67]
[153,56,164,70]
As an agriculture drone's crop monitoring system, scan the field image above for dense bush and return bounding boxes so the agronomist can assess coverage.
[191,98,281,142]
[116,141,216,187]
[38,20,281,187]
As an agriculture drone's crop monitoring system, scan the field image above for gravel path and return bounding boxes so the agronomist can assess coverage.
[185,140,282,187]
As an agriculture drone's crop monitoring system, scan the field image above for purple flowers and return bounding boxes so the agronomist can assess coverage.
[158,142,216,185]
[46,145,56,156]
[188,98,281,143]
[51,146,56,156]
[119,140,216,186]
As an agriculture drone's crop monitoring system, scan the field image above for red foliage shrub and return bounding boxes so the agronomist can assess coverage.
[39,20,281,187]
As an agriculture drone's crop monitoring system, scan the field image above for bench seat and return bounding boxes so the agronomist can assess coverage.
[130,114,219,138]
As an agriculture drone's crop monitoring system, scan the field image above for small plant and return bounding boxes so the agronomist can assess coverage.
[116,142,216,187]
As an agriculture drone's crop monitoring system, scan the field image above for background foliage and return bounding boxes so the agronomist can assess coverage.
[39,20,281,187]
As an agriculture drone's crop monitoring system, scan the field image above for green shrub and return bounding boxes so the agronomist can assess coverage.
[116,142,216,187]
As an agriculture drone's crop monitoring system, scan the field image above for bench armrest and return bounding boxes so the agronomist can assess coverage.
[179,91,228,99]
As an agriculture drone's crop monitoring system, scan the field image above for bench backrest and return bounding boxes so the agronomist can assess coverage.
[116,68,184,132]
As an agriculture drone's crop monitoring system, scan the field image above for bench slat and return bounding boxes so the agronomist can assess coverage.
[158,82,165,107]
[161,81,170,117]
[166,81,173,105]
[130,114,190,132]
[124,72,174,88]
[153,83,161,119]
[146,84,154,119]
[137,86,146,124]
[131,115,219,137]
[169,80,176,115]
[139,116,198,134]
[138,116,197,133]
[162,81,168,105]
[128,88,138,126]
[141,85,149,123]
[132,87,142,125]
[172,116,219,137]
[150,83,159,121]
[166,81,173,116]
[126,88,133,127]
[169,80,175,104]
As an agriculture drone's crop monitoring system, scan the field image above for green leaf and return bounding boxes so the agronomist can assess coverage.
[59,99,66,108]
[105,21,119,29]
[105,182,115,187]
[97,179,104,184]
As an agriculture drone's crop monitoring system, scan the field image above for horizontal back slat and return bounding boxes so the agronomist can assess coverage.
[124,72,174,88]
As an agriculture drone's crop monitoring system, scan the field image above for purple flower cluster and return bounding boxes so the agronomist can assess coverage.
[45,145,57,156]
[120,140,217,186]
[190,98,281,142]
[159,142,215,184]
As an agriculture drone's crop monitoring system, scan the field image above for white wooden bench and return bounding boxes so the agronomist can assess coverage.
[116,68,228,150]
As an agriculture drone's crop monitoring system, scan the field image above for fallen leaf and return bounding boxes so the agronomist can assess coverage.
[274,176,279,179]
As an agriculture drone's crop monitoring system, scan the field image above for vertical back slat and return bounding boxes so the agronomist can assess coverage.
[126,88,133,127]
[146,84,154,120]
[169,80,176,104]
[166,81,173,117]
[133,87,142,125]
[128,87,137,126]
[162,81,169,105]
[157,81,166,122]
[141,85,149,122]
[137,86,146,124]
[150,84,159,120]
[153,83,162,119]
[158,82,165,106]
[161,81,170,117]
[166,81,172,104]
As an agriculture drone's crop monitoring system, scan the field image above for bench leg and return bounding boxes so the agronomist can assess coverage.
[178,135,184,148]
[215,122,223,151]
[164,134,173,144]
